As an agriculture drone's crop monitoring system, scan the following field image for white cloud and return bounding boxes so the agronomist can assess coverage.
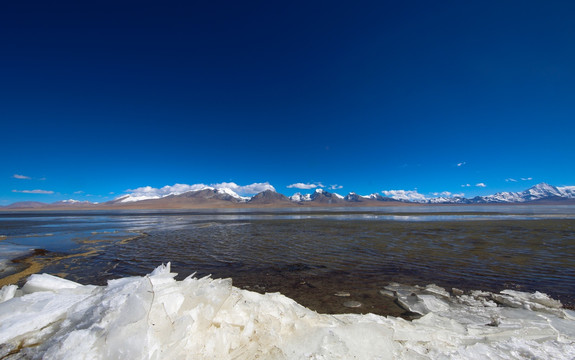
[382,190,427,202]
[13,174,31,180]
[505,178,518,182]
[211,182,276,195]
[287,182,325,190]
[125,182,275,199]
[457,162,466,167]
[127,184,206,198]
[476,183,487,188]
[74,190,84,194]
[329,184,343,190]
[461,184,471,187]
[12,189,54,194]
[432,191,452,197]
[521,177,533,181]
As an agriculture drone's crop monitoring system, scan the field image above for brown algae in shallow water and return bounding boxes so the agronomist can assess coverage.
[0,233,145,287]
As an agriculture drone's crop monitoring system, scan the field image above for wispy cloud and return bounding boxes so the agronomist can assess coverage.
[12,189,54,194]
[13,174,31,180]
[462,183,487,188]
[287,182,325,190]
[457,162,466,167]
[506,177,531,182]
[329,184,343,190]
[73,190,84,194]
[381,190,427,202]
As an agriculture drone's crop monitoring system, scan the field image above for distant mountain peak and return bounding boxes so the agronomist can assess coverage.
[462,182,572,204]
[248,190,290,204]
[525,182,560,195]
[310,189,344,203]
[344,192,362,202]
[289,192,311,202]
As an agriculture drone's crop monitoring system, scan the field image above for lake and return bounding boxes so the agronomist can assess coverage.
[1,205,574,316]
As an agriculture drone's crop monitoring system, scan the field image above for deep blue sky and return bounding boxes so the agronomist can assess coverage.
[2,1,574,203]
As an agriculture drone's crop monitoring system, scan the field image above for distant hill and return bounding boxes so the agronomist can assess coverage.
[248,190,291,205]
[2,201,49,209]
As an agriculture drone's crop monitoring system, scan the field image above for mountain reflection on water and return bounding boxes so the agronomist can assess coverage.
[1,205,574,314]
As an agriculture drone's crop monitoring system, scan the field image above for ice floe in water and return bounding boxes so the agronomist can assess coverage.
[1,264,575,359]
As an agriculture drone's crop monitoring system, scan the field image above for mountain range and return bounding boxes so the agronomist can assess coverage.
[2,183,574,210]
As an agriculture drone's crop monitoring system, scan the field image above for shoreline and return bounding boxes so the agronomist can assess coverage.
[3,200,575,212]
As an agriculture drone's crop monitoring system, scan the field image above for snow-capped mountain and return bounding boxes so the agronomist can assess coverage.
[290,189,346,204]
[4,182,574,210]
[344,192,363,202]
[290,193,312,202]
[558,186,575,198]
[471,183,573,204]
[425,196,468,204]
[309,188,345,204]
[111,186,249,204]
[379,183,575,204]
[288,184,575,205]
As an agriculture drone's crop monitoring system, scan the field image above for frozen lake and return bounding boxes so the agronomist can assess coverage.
[1,206,575,358]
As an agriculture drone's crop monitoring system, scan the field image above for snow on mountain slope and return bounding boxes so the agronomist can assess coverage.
[523,182,563,199]
[474,183,571,203]
[558,186,575,198]
[290,193,312,202]
[117,194,164,203]
[115,185,248,203]
[215,188,250,201]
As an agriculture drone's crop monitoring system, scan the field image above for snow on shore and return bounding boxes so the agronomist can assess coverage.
[1,264,574,359]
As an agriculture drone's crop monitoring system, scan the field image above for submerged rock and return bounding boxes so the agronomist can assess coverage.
[342,300,362,308]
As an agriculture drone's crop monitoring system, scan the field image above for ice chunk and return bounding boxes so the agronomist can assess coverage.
[0,285,17,303]
[0,266,574,359]
[22,273,83,294]
[424,284,451,298]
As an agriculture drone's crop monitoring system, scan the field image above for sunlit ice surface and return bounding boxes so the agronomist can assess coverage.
[1,263,574,359]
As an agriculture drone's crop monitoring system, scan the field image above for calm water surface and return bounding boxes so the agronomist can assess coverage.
[1,206,574,314]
